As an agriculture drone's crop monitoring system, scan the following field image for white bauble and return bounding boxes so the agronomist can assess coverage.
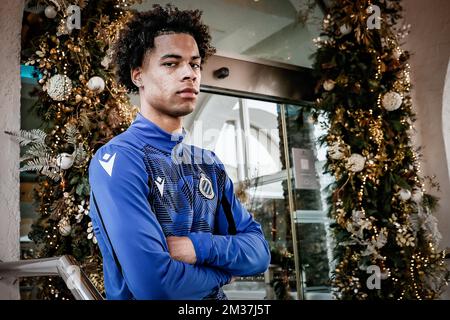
[58,218,72,236]
[346,153,365,172]
[87,76,105,93]
[339,24,352,36]
[411,187,423,203]
[56,153,74,170]
[46,74,72,101]
[328,142,345,160]
[45,5,57,19]
[398,189,411,201]
[382,91,403,111]
[323,79,336,91]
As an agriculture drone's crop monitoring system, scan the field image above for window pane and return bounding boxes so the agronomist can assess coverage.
[247,100,283,179]
[284,104,333,299]
[184,93,298,299]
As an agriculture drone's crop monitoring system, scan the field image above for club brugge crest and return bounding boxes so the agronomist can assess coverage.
[199,173,214,200]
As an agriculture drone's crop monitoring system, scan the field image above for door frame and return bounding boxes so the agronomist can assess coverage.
[201,51,315,105]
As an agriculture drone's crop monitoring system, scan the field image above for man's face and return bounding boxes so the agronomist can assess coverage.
[136,33,201,118]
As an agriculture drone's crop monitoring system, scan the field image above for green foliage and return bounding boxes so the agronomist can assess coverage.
[17,0,139,299]
[75,177,90,196]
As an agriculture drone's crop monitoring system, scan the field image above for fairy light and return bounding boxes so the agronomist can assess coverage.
[358,175,367,203]
[409,254,422,300]
[404,63,411,89]
[375,56,382,80]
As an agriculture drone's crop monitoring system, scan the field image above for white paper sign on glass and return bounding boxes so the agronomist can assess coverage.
[292,148,320,190]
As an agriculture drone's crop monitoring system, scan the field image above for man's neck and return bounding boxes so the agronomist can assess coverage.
[140,107,183,134]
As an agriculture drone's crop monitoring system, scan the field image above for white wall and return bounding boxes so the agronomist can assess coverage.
[0,0,24,299]
[444,59,450,210]
[403,0,450,251]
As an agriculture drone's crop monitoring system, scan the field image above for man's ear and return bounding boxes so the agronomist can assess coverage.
[131,67,142,88]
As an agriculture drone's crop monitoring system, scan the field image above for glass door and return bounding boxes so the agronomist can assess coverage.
[282,104,333,300]
[183,94,333,300]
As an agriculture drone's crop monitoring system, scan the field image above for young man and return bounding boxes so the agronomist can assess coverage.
[88,4,270,300]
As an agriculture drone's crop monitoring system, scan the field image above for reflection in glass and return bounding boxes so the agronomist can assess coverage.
[185,95,333,299]
[184,94,298,299]
[283,104,333,299]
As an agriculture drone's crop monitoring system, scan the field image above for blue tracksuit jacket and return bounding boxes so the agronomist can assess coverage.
[88,112,270,300]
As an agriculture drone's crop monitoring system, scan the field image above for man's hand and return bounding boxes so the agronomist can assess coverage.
[166,236,197,264]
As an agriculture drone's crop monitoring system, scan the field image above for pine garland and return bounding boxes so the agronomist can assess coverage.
[15,0,140,299]
[311,0,448,299]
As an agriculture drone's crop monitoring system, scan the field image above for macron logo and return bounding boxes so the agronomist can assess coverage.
[155,176,165,196]
[99,153,116,177]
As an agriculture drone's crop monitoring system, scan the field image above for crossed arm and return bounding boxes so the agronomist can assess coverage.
[167,236,245,283]
[167,161,271,277]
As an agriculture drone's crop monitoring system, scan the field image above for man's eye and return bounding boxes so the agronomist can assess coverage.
[163,62,176,67]
[191,63,201,69]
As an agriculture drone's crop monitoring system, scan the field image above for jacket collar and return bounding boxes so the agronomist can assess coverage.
[128,112,186,154]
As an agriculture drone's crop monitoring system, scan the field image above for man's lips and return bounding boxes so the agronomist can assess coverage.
[176,88,198,99]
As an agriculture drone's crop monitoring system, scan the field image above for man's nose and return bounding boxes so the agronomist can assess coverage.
[181,63,198,81]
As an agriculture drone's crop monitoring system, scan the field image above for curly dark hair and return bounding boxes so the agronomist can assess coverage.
[112,4,216,94]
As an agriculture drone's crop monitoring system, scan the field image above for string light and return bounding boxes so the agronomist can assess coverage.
[375,56,382,80]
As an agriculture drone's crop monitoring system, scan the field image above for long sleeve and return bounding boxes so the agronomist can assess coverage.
[88,144,231,300]
[188,153,271,277]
